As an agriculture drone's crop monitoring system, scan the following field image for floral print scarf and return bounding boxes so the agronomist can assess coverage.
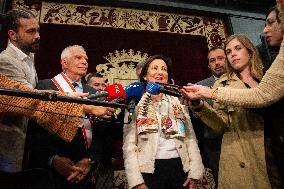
[136,93,188,138]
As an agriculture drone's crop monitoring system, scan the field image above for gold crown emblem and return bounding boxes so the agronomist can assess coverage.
[96,49,148,86]
[104,49,148,64]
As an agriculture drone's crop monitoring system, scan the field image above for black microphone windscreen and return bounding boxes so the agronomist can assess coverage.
[159,87,181,97]
[87,91,108,100]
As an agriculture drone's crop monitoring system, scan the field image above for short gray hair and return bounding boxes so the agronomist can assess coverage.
[61,45,85,60]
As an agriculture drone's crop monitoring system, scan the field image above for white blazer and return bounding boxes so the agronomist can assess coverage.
[123,100,204,189]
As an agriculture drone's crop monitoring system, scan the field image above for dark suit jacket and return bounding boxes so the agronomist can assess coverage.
[27,79,100,188]
[196,76,215,93]
[196,75,219,138]
[191,75,223,184]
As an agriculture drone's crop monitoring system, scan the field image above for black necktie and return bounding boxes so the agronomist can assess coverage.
[72,82,78,88]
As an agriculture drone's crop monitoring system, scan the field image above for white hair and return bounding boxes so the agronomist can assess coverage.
[60,45,86,60]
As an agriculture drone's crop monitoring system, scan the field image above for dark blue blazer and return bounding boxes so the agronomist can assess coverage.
[27,79,100,176]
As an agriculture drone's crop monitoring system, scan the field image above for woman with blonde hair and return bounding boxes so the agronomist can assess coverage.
[181,1,284,187]
[224,34,264,83]
[181,34,271,189]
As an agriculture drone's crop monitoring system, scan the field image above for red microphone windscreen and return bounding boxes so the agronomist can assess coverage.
[104,84,126,101]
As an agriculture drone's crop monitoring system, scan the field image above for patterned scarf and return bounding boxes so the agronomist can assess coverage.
[136,92,188,138]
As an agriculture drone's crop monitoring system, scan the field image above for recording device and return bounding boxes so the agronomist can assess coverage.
[146,82,200,106]
[125,82,144,104]
[146,82,181,97]
[87,91,109,100]
[0,87,127,109]
[87,84,126,104]
[104,84,126,101]
[125,82,144,123]
[86,84,126,123]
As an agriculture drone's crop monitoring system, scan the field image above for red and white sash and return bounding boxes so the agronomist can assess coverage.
[51,72,76,93]
[51,72,92,148]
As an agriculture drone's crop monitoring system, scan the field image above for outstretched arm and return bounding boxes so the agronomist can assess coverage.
[0,74,114,142]
[180,40,284,108]
[180,0,284,108]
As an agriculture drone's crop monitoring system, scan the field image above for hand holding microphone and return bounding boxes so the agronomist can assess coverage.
[99,84,126,118]
[146,82,202,107]
[85,84,126,120]
[104,84,126,102]
[87,84,126,102]
[83,105,115,119]
[97,82,144,124]
[179,83,204,110]
[179,95,204,110]
[146,82,181,97]
[87,91,108,100]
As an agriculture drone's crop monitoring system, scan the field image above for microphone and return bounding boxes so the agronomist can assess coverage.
[87,91,109,100]
[125,82,144,123]
[125,82,144,104]
[87,84,126,122]
[146,82,181,97]
[104,84,126,102]
[0,87,127,109]
[146,82,200,106]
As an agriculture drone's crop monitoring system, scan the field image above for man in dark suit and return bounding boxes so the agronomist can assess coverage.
[28,45,114,189]
[191,47,226,188]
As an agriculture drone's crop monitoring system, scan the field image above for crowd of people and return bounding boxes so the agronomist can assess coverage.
[0,0,283,189]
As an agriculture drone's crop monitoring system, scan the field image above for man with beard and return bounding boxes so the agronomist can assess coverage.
[0,9,116,189]
[191,47,226,188]
[0,8,40,87]
[0,7,41,185]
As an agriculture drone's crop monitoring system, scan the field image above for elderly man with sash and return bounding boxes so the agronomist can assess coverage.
[28,45,113,189]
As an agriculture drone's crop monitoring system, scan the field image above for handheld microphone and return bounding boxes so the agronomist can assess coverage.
[146,82,181,97]
[125,82,144,123]
[146,82,200,106]
[125,82,144,104]
[104,84,126,102]
[87,91,109,100]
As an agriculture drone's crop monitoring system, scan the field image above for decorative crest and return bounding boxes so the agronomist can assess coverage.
[104,49,148,65]
[96,49,148,86]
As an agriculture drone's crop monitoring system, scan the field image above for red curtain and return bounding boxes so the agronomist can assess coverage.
[36,23,210,86]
